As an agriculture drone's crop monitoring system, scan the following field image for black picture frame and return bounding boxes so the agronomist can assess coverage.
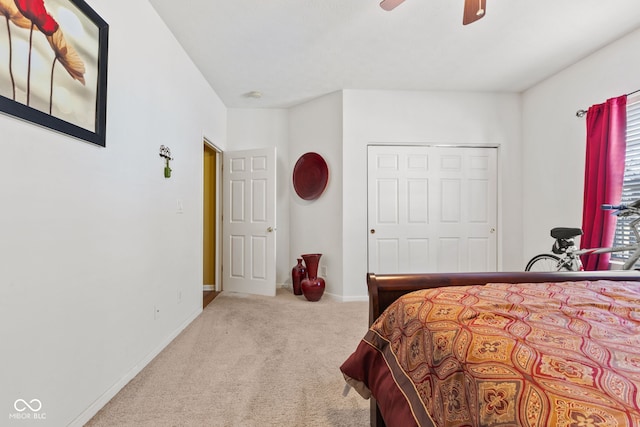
[0,0,108,147]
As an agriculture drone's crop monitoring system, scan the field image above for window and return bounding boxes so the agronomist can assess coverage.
[612,97,640,260]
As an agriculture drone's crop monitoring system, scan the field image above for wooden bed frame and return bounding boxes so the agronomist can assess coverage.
[366,270,640,427]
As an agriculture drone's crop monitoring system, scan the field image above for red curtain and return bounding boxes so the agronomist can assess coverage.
[580,95,627,270]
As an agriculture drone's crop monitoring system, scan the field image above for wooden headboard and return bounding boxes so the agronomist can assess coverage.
[367,270,640,325]
[365,270,640,427]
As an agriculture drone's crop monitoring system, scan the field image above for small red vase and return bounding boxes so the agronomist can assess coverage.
[301,253,325,302]
[291,258,306,296]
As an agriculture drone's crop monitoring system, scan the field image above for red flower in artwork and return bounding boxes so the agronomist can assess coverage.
[14,0,58,35]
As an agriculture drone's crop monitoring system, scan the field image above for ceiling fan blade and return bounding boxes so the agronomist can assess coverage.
[463,0,486,25]
[380,0,405,11]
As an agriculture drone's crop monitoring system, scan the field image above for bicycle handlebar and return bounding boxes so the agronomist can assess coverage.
[601,202,640,216]
[601,204,626,210]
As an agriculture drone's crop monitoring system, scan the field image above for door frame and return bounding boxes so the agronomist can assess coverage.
[204,137,222,292]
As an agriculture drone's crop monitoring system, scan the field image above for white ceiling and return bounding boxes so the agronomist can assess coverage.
[147,0,640,109]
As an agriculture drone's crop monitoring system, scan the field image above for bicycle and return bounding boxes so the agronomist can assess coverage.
[525,200,640,271]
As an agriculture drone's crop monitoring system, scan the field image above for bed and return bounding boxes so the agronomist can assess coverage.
[340,271,640,427]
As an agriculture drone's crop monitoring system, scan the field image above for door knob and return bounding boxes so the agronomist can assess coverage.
[267,227,275,232]
[370,229,376,234]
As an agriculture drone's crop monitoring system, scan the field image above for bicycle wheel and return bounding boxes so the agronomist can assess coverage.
[525,254,572,271]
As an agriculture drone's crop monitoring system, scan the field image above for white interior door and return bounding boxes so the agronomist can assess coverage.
[368,145,497,274]
[223,147,276,296]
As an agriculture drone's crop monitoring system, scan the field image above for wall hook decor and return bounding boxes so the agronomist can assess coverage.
[159,145,173,178]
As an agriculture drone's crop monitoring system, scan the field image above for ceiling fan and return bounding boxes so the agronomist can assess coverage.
[380,0,487,25]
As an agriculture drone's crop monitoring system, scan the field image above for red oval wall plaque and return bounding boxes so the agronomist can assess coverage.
[292,152,329,200]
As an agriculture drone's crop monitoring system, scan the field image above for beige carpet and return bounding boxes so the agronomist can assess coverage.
[86,289,370,427]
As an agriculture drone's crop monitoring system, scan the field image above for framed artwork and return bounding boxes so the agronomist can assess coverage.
[0,0,108,147]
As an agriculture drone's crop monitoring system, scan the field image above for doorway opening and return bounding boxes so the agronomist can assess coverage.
[203,140,222,308]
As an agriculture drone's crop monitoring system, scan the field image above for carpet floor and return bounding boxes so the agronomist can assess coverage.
[86,289,370,426]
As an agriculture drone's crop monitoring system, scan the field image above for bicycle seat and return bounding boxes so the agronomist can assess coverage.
[551,227,583,239]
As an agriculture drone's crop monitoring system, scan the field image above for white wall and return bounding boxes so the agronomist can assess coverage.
[288,92,344,298]
[522,28,640,261]
[342,90,523,298]
[227,108,290,286]
[233,90,524,300]
[0,1,227,425]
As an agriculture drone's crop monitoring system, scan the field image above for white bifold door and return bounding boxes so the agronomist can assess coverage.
[368,145,498,274]
[222,148,277,296]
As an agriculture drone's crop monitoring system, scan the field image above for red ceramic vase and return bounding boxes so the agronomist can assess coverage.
[291,258,306,296]
[301,253,325,302]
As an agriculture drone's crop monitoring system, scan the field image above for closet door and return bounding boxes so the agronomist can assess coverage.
[367,145,497,273]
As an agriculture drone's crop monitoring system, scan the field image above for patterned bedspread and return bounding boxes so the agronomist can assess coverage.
[341,280,640,427]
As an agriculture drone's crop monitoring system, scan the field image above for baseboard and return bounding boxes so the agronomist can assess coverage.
[203,284,215,291]
[339,295,369,302]
[68,307,202,426]
[323,291,368,302]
